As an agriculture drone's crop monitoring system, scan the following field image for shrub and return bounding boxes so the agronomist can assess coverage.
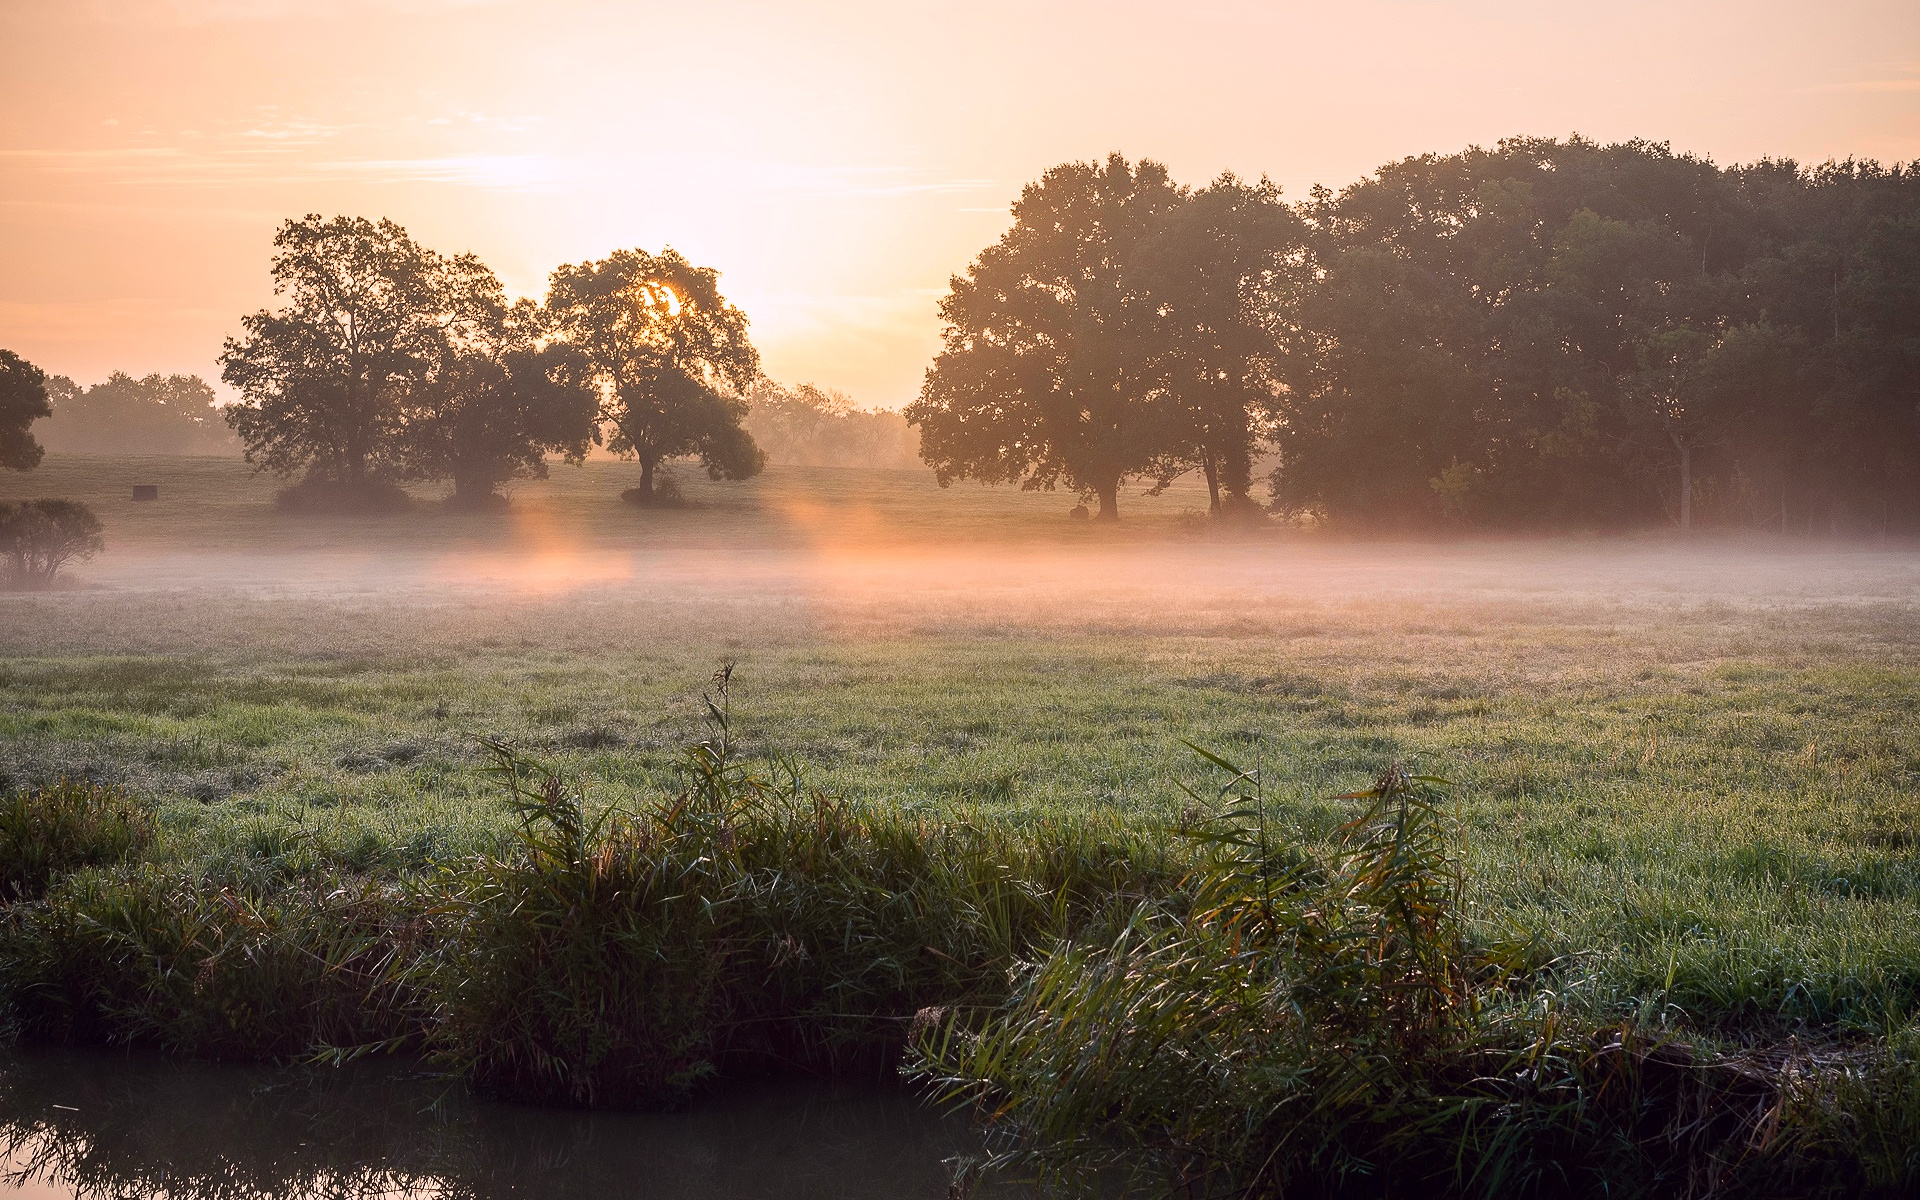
[908,756,1882,1198]
[0,780,151,902]
[0,499,104,589]
[424,673,1180,1107]
[0,866,425,1057]
[620,471,685,507]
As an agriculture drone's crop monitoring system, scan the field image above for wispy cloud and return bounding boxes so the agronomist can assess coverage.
[306,154,564,190]
[115,0,514,24]
[1798,65,1920,95]
[0,141,565,193]
[0,138,990,201]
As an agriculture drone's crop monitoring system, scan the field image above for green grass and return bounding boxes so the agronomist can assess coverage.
[4,625,1916,1033]
[4,454,1920,1190]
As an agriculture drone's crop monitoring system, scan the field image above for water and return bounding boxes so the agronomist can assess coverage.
[0,1048,1005,1199]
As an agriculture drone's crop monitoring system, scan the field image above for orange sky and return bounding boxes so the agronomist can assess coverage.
[2,0,1916,408]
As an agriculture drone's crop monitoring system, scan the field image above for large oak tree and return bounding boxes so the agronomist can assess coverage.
[545,248,763,502]
[1131,174,1300,515]
[0,350,52,472]
[908,154,1185,521]
[220,215,463,498]
[401,294,600,508]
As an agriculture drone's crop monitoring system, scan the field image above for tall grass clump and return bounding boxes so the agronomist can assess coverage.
[0,780,152,902]
[0,866,425,1057]
[425,667,1182,1107]
[910,750,1911,1198]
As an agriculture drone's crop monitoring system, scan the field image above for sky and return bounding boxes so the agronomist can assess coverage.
[2,0,1917,409]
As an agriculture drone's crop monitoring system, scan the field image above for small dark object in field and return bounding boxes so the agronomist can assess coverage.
[1069,504,1090,520]
[131,485,158,501]
[0,499,105,589]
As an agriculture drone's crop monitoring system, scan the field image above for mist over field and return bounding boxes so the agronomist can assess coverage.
[4,0,1920,1192]
[7,456,1916,647]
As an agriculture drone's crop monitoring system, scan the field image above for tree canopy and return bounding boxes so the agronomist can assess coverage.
[220,215,471,493]
[1272,138,1920,532]
[545,248,763,502]
[908,154,1187,521]
[916,139,1920,531]
[1131,174,1299,515]
[36,372,233,457]
[400,297,599,508]
[0,350,52,472]
[219,215,613,510]
[743,382,920,470]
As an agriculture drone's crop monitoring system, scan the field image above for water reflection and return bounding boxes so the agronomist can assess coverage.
[0,1048,997,1199]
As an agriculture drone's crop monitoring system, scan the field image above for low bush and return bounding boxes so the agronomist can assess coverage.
[0,779,151,901]
[619,472,685,507]
[0,499,103,589]
[907,754,1917,1198]
[426,673,1180,1106]
[0,867,424,1057]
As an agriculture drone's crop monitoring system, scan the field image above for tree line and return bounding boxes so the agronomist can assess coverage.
[743,381,920,470]
[6,134,1917,531]
[909,138,1920,530]
[34,373,234,457]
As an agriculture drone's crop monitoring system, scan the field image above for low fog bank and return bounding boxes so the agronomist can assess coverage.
[35,533,1920,608]
[5,538,1917,665]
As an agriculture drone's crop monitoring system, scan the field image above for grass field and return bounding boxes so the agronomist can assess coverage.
[5,454,1920,1189]
[6,454,1920,1022]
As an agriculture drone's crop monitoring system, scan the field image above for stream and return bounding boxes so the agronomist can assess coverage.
[0,1048,1009,1199]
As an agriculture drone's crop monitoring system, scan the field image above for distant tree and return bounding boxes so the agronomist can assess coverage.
[1131,174,1299,515]
[0,500,104,589]
[0,350,52,471]
[742,381,921,470]
[908,154,1186,521]
[220,215,466,506]
[1616,327,1726,532]
[545,248,763,503]
[402,300,600,508]
[34,372,234,457]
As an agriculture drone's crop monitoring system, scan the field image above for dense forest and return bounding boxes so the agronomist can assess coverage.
[911,137,1920,531]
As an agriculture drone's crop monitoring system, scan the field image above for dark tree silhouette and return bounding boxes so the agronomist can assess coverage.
[220,215,467,507]
[545,248,762,503]
[401,293,599,509]
[1268,138,1920,532]
[0,499,104,589]
[0,350,52,472]
[908,154,1185,521]
[1132,174,1300,515]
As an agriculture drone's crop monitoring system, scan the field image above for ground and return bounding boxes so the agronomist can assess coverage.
[4,453,1920,1029]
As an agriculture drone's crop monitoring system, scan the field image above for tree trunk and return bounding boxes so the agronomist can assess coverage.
[1202,455,1221,517]
[1094,478,1120,522]
[450,474,496,508]
[1677,440,1692,534]
[637,455,656,500]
